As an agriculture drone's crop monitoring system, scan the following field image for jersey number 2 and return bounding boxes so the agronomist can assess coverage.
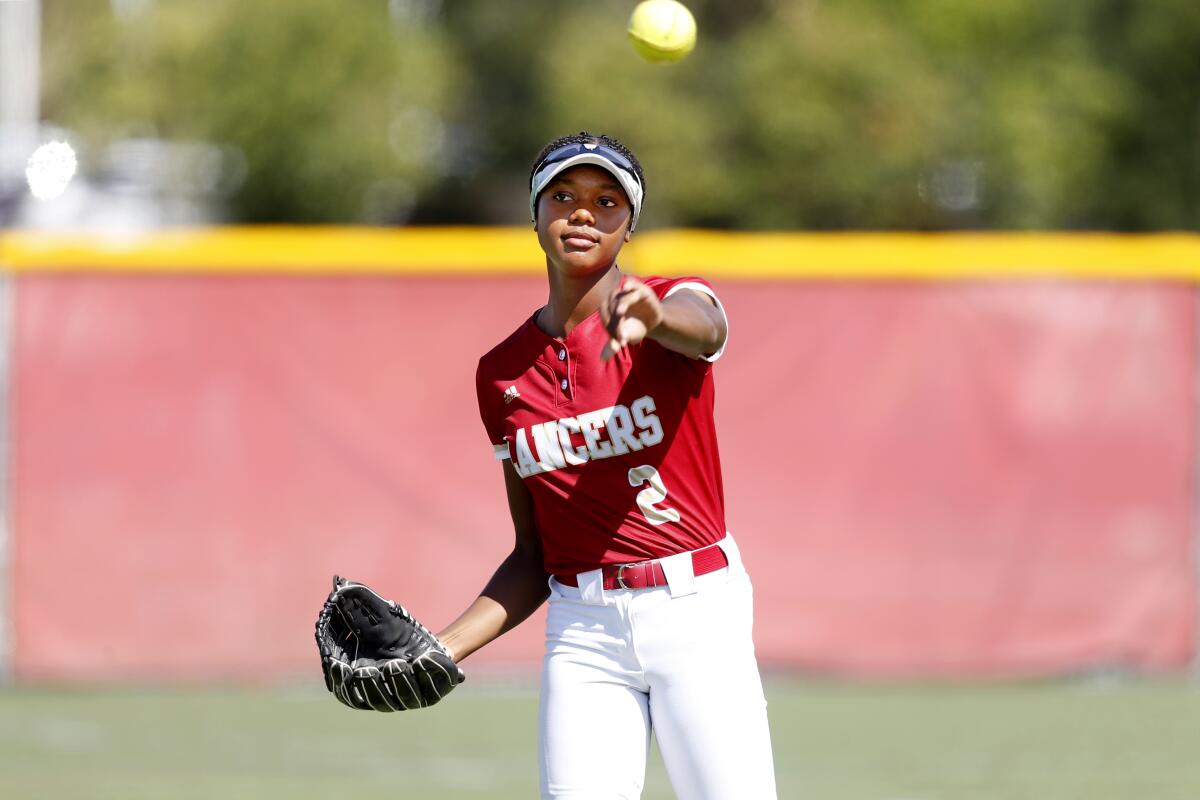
[628,465,680,526]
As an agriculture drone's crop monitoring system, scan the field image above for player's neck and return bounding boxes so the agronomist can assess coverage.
[539,264,622,338]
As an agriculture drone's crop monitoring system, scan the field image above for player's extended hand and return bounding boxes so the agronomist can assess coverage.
[599,275,664,361]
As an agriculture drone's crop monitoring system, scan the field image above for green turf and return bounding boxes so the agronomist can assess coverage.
[0,678,1197,799]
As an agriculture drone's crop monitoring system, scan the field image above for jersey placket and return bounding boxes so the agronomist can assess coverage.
[544,341,573,406]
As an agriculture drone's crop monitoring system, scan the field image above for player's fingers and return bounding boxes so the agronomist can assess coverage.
[604,301,626,340]
[607,288,629,319]
[615,284,652,319]
[619,285,647,312]
[633,283,655,306]
[617,317,647,347]
[604,330,630,360]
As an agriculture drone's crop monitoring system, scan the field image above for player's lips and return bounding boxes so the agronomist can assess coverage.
[562,229,600,249]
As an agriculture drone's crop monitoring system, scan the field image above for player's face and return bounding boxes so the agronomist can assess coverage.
[536,165,633,277]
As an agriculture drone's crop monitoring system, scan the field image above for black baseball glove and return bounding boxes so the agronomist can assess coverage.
[315,575,465,711]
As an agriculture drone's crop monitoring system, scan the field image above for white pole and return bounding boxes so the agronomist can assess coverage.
[0,0,40,125]
[0,0,37,682]
[0,0,42,218]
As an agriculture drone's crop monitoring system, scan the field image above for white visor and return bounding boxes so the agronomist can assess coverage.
[529,153,644,232]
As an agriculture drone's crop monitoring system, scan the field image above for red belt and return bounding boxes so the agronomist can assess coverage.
[554,544,729,590]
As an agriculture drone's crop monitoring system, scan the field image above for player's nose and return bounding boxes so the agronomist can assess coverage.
[568,206,595,226]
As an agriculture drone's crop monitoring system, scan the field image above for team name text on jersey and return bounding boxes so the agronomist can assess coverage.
[510,394,664,478]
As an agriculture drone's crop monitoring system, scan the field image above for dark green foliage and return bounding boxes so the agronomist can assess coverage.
[41,0,1200,229]
[42,0,460,222]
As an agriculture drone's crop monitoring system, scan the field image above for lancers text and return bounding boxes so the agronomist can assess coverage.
[503,394,665,478]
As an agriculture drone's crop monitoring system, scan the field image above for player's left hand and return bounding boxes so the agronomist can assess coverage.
[600,275,663,361]
[315,575,465,712]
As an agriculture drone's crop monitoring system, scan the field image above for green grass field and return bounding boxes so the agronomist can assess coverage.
[1,678,1197,799]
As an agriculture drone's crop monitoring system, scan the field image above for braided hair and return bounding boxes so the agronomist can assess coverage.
[530,131,647,197]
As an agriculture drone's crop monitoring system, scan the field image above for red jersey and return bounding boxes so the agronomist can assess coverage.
[475,275,729,575]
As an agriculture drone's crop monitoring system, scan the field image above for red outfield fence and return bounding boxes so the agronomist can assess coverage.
[2,230,1198,681]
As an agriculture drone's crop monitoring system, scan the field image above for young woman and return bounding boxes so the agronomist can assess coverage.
[436,131,777,799]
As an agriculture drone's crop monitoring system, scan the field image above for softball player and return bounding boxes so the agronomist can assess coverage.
[436,131,777,799]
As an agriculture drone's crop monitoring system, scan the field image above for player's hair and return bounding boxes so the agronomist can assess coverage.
[531,131,647,197]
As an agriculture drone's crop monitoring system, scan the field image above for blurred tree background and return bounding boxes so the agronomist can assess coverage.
[39,0,1200,229]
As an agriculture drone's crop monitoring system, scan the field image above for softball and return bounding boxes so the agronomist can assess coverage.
[627,0,697,64]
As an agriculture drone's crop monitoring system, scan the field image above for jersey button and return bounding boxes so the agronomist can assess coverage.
[558,349,566,361]
[560,378,568,391]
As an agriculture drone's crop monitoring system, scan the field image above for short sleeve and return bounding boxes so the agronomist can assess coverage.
[654,276,729,362]
[475,359,511,462]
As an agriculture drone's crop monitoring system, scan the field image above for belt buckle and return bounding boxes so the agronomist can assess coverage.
[615,562,637,590]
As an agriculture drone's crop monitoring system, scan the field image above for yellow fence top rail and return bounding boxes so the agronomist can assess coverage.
[2,227,1199,279]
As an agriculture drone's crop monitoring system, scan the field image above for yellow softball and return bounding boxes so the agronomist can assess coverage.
[627,0,697,64]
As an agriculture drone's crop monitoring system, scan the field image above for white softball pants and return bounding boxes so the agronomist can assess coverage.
[539,535,777,800]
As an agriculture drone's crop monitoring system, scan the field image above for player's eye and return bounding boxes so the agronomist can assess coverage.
[598,197,617,208]
[553,191,572,202]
